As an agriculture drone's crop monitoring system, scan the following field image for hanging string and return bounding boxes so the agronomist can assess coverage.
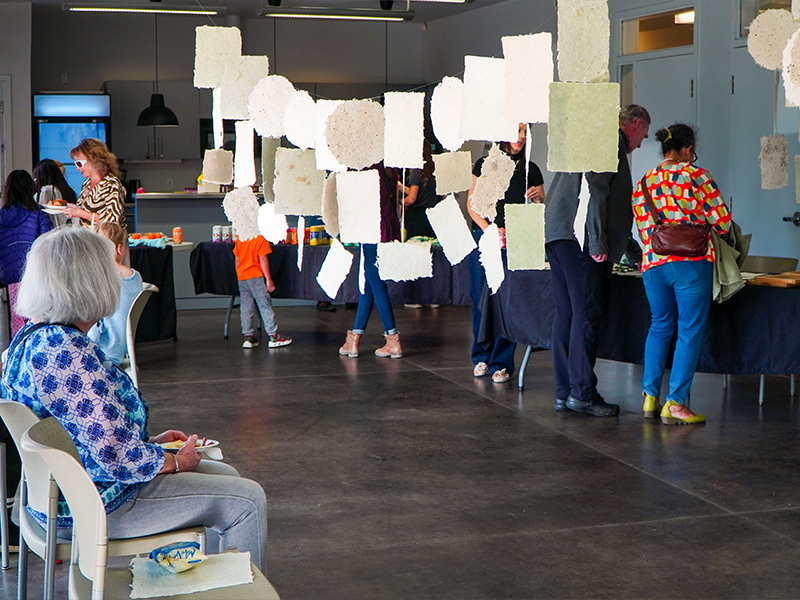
[273,17,278,74]
[194,0,219,26]
[401,169,406,241]
[774,69,780,136]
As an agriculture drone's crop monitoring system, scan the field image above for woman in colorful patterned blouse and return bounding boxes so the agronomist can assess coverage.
[632,124,731,425]
[63,138,126,227]
[0,227,268,572]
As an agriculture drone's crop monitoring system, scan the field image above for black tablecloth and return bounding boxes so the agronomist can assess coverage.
[130,245,177,342]
[479,269,800,376]
[190,242,470,305]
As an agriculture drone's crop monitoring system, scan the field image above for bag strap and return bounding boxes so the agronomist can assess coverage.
[640,176,662,225]
[6,322,80,360]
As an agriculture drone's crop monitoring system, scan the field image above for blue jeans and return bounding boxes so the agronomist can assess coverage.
[468,229,515,375]
[642,260,713,404]
[353,244,397,335]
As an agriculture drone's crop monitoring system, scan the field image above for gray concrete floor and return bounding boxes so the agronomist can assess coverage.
[3,304,800,599]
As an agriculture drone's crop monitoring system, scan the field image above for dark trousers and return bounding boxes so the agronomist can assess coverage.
[468,229,515,375]
[545,239,610,401]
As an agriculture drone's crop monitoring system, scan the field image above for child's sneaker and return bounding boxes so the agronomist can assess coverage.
[242,335,259,349]
[268,333,292,348]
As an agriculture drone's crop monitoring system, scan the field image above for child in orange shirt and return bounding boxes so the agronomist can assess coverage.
[233,234,291,349]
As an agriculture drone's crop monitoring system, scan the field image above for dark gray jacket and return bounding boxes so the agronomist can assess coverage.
[544,130,638,264]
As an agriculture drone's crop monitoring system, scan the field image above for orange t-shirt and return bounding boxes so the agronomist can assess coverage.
[233,235,272,281]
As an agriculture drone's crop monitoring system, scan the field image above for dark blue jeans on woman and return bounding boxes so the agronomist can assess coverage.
[468,229,515,375]
[352,243,397,335]
[642,259,713,404]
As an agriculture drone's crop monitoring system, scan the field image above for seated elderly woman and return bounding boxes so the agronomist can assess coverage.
[0,227,267,572]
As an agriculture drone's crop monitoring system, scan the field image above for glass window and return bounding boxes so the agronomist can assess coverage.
[740,0,792,38]
[621,8,695,55]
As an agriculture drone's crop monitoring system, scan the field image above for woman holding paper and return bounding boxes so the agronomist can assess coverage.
[2,227,268,572]
[466,123,545,384]
[632,123,730,425]
[339,163,404,359]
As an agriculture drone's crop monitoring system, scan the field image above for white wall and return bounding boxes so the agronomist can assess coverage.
[0,2,32,172]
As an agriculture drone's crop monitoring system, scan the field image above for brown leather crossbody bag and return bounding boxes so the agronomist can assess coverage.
[640,176,710,257]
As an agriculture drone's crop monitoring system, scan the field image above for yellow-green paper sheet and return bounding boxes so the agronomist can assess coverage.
[505,204,547,271]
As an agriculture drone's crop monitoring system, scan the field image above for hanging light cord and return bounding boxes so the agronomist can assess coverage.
[154,14,159,94]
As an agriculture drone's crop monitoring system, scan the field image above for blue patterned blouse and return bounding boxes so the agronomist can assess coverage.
[1,322,165,527]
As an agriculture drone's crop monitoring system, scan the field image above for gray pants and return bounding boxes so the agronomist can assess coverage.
[239,277,278,337]
[106,461,268,574]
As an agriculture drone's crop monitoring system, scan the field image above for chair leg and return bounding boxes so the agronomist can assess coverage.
[17,534,27,600]
[0,442,8,571]
[44,479,58,600]
[197,529,207,554]
[759,375,765,406]
[517,346,532,391]
[224,295,235,339]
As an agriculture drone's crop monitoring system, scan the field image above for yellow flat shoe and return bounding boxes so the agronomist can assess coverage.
[660,400,705,425]
[642,392,662,419]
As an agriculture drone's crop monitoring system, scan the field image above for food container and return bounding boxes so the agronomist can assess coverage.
[172,227,183,245]
[212,225,222,243]
[222,226,232,243]
[288,228,298,245]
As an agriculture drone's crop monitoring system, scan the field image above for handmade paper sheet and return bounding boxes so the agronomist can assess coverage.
[384,92,424,169]
[471,144,515,221]
[321,172,340,237]
[431,77,465,152]
[223,187,260,241]
[325,99,384,170]
[460,56,519,143]
[219,55,270,120]
[257,200,288,244]
[794,0,800,21]
[760,134,789,190]
[273,148,325,215]
[234,120,256,188]
[359,245,366,294]
[248,75,295,138]
[783,30,800,106]
[557,0,610,83]
[426,195,476,266]
[194,26,241,89]
[748,9,798,70]
[297,215,305,271]
[212,88,224,149]
[502,33,553,124]
[505,203,546,270]
[316,100,347,172]
[261,137,280,204]
[479,223,505,294]
[202,149,233,185]
[130,552,252,598]
[433,151,473,195]
[547,82,619,173]
[284,90,317,150]
[377,240,433,282]
[317,238,354,300]
[337,170,381,244]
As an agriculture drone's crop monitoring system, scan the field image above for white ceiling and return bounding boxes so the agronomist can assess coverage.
[36,0,514,23]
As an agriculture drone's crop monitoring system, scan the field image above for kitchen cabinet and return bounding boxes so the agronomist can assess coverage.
[105,80,200,160]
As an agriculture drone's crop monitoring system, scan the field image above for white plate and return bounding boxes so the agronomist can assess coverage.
[159,438,219,453]
[43,205,66,214]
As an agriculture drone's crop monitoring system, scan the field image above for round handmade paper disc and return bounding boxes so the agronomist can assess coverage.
[325,99,384,171]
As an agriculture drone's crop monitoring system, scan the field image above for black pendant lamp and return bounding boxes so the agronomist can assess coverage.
[137,14,178,127]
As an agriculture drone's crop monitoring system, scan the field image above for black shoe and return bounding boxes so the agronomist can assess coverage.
[554,398,569,412]
[566,394,620,417]
[317,301,336,312]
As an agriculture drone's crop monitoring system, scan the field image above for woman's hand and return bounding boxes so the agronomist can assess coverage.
[525,185,545,204]
[175,434,202,473]
[151,430,188,445]
[63,205,90,220]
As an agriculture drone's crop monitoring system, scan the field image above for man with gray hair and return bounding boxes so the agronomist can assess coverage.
[544,104,651,417]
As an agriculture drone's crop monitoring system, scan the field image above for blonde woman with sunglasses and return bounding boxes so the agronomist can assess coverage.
[64,138,126,227]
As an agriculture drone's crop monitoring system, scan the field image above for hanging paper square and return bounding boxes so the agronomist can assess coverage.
[460,56,519,143]
[377,240,433,282]
[321,172,340,237]
[384,92,424,169]
[502,33,553,124]
[234,120,256,188]
[760,134,789,190]
[261,137,280,204]
[433,151,473,196]
[547,82,619,173]
[505,203,546,271]
[219,55,269,120]
[194,26,241,89]
[284,90,317,150]
[273,148,325,215]
[557,0,610,83]
[337,170,381,244]
[479,223,505,294]
[202,149,233,185]
[317,239,355,300]
[426,195,476,266]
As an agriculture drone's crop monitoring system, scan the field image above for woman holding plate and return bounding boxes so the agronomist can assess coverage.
[1,227,268,572]
[63,138,126,227]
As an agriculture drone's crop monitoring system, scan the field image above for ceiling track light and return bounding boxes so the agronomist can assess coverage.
[62,1,226,16]
[259,6,415,21]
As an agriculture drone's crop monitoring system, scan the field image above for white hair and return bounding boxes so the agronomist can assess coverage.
[15,226,121,325]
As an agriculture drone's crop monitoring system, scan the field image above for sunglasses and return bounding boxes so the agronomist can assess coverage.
[75,159,88,168]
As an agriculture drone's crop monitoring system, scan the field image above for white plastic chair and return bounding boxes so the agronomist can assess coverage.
[120,283,158,388]
[22,417,280,600]
[1,440,10,572]
[0,402,205,600]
